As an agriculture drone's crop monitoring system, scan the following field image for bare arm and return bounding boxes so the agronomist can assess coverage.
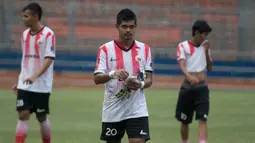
[23,57,54,84]
[143,71,153,89]
[178,60,191,77]
[177,44,199,84]
[143,45,153,89]
[33,57,54,78]
[178,60,199,84]
[205,49,212,71]
[34,33,55,78]
[203,41,212,71]
[94,70,129,85]
[177,45,191,77]
[93,73,111,85]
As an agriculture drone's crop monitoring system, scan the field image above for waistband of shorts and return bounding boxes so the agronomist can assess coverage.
[181,80,207,89]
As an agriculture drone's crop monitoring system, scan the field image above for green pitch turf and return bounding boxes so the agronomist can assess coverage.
[0,89,254,143]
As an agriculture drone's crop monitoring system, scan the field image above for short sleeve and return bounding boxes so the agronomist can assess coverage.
[45,34,56,58]
[177,45,186,61]
[94,47,108,74]
[144,45,153,72]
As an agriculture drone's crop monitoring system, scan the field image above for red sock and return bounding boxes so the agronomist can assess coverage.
[15,120,28,143]
[40,119,51,143]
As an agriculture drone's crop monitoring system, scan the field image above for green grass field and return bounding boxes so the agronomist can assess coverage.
[0,89,254,143]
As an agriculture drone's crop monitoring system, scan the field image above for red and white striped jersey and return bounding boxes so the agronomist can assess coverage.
[177,40,212,72]
[94,40,153,122]
[17,26,56,93]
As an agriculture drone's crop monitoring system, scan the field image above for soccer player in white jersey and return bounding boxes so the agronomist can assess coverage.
[12,3,55,143]
[93,9,153,143]
[175,20,212,143]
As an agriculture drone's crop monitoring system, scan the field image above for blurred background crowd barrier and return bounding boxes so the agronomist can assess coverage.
[0,0,254,89]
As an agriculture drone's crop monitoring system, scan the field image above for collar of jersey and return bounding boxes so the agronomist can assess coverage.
[114,40,135,52]
[188,41,200,48]
[29,26,45,36]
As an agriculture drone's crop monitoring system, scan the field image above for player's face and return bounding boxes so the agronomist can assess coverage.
[23,10,37,27]
[116,20,136,40]
[195,32,209,44]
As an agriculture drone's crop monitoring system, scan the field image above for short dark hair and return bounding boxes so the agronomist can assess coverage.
[192,20,212,36]
[23,2,43,20]
[116,8,137,25]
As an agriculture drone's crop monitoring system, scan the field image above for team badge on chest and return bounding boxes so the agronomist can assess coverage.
[135,55,142,62]
[37,38,42,44]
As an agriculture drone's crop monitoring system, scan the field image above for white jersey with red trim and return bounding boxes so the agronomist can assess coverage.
[17,26,56,93]
[177,40,212,72]
[94,40,153,122]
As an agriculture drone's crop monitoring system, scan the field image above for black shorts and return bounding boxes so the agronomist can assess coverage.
[100,117,150,142]
[16,89,50,114]
[175,82,210,124]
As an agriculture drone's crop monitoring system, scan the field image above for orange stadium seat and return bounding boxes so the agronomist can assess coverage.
[168,12,192,22]
[203,0,237,9]
[72,25,181,47]
[169,0,237,9]
[12,26,25,34]
[11,25,25,43]
[201,14,238,24]
[85,0,172,5]
[46,22,68,37]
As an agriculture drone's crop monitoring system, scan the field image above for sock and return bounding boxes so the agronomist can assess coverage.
[40,119,51,143]
[182,140,189,143]
[15,120,28,143]
[200,138,206,143]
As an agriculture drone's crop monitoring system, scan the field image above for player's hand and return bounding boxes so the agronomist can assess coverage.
[114,69,129,81]
[126,78,141,91]
[203,40,210,51]
[12,84,18,96]
[23,76,37,85]
[187,75,199,84]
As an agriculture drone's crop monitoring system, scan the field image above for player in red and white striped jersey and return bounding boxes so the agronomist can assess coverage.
[94,9,153,143]
[12,3,55,143]
[175,20,212,143]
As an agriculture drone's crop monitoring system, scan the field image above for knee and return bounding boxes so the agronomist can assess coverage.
[181,123,189,132]
[198,120,207,125]
[36,114,47,123]
[181,123,189,128]
[129,138,145,143]
[18,110,30,120]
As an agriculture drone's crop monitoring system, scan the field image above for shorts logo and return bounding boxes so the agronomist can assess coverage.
[140,130,147,135]
[181,112,187,120]
[37,108,45,113]
[203,114,208,119]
